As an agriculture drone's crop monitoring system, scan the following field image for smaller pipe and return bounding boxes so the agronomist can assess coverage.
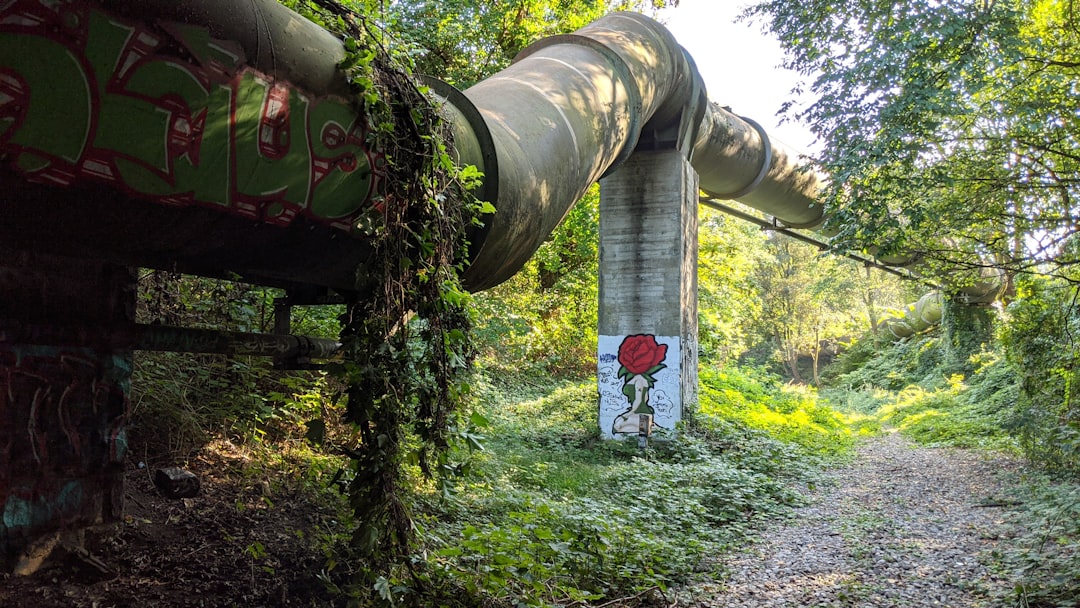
[701,198,937,286]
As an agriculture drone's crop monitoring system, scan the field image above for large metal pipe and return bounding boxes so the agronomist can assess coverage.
[693,106,825,229]
[0,0,992,301]
[450,11,826,289]
[0,1,827,293]
[451,12,698,289]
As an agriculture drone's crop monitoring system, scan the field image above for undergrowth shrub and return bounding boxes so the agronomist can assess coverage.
[697,367,868,458]
[1002,275,1080,474]
[996,474,1080,608]
[364,368,848,607]
[827,331,945,392]
[132,273,335,457]
[823,327,1020,452]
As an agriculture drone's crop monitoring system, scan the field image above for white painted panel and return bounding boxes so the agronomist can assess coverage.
[597,334,681,439]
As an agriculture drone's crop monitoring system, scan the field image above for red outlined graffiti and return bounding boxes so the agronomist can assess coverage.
[0,0,384,231]
[0,346,128,538]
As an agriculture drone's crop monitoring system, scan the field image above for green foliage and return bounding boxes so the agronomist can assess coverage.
[745,0,1080,283]
[1001,275,1080,474]
[332,366,852,607]
[385,0,678,86]
[941,299,997,375]
[993,473,1080,608]
[823,325,1020,451]
[276,0,488,579]
[828,330,946,392]
[697,366,866,459]
[472,188,600,378]
[874,377,1015,451]
[745,230,907,384]
[697,210,767,365]
[132,272,328,454]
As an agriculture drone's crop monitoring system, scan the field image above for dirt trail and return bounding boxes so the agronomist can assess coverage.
[686,431,1022,608]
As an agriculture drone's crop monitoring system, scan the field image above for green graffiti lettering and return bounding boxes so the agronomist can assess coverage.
[0,3,379,227]
[89,11,231,204]
[0,33,90,167]
[308,98,373,219]
[233,73,312,212]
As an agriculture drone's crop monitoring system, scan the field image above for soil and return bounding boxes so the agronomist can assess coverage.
[681,431,1027,608]
[0,431,1033,608]
[0,440,342,607]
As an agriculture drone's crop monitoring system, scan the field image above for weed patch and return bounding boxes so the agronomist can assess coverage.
[343,368,851,607]
[698,367,866,459]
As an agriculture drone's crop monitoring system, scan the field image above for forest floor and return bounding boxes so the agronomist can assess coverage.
[0,439,341,607]
[0,431,1036,608]
[681,431,1028,608]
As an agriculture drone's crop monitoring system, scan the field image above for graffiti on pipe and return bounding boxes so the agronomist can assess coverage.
[597,334,680,439]
[0,0,383,231]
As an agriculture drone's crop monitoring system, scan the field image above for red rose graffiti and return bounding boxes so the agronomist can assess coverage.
[618,335,668,375]
[612,335,668,434]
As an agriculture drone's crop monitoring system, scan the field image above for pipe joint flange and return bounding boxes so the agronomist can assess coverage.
[716,115,772,200]
[515,34,643,178]
[420,76,500,207]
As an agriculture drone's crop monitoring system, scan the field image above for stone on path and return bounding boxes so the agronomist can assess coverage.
[153,467,201,499]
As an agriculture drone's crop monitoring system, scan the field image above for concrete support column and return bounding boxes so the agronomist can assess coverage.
[0,253,134,568]
[597,149,698,439]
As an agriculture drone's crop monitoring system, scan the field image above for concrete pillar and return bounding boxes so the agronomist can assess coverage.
[597,149,698,439]
[0,253,134,568]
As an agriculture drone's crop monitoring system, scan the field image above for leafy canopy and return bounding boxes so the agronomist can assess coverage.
[745,0,1080,285]
[383,0,678,86]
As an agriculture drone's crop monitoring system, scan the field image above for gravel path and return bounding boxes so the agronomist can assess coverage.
[686,431,1022,607]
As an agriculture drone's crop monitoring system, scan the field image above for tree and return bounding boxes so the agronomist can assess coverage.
[471,186,601,376]
[744,0,1080,287]
[385,0,678,86]
[751,233,883,384]
[696,208,767,365]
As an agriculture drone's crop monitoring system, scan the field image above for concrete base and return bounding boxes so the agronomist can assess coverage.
[597,149,699,438]
[0,253,133,568]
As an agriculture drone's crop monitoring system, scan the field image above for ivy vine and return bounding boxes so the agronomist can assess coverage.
[293,0,487,576]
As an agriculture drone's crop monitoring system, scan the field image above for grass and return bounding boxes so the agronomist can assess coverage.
[367,366,866,607]
[698,367,878,459]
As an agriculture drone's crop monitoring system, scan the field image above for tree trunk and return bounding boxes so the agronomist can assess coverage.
[775,328,802,383]
[863,265,880,335]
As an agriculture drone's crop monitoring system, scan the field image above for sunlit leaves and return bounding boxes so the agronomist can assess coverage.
[746,0,1080,284]
[384,0,678,86]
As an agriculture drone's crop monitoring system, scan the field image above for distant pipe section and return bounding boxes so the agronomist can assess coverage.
[883,292,944,339]
[693,108,825,229]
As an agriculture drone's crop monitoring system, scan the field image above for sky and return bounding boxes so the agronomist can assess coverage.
[655,0,819,155]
